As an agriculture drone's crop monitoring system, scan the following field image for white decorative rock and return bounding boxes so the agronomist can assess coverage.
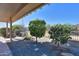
[42,54,47,56]
[61,52,74,56]
[34,48,39,51]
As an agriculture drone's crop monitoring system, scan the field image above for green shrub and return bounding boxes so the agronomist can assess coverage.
[49,24,72,47]
[24,32,32,40]
[0,28,15,38]
[0,28,6,37]
[12,25,23,36]
[24,36,31,40]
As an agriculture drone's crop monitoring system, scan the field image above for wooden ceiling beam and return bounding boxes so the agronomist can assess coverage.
[12,3,45,22]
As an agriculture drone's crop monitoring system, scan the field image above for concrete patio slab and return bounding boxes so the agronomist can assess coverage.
[0,37,12,56]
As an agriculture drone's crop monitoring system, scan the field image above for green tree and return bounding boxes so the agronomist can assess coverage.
[0,27,16,38]
[0,28,6,37]
[29,19,46,43]
[12,25,23,36]
[12,25,23,31]
[49,24,72,47]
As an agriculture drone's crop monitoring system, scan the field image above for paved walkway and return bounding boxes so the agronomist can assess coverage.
[0,37,12,56]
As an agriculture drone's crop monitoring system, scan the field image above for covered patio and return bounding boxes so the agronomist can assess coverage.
[0,3,46,56]
[0,3,45,41]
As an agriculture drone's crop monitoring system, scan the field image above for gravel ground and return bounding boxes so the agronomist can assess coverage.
[7,40,62,56]
[0,36,79,56]
[7,39,77,56]
[0,37,12,56]
[2,36,79,56]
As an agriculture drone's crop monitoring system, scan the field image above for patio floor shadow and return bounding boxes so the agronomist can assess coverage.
[7,40,61,56]
[0,41,12,56]
[7,39,79,56]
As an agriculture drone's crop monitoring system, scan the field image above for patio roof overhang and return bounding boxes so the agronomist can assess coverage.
[0,3,45,22]
[0,3,46,41]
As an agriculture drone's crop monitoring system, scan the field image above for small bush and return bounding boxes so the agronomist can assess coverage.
[49,24,72,47]
[0,28,15,38]
[12,25,23,36]
[0,28,6,37]
[24,32,32,40]
[24,36,31,40]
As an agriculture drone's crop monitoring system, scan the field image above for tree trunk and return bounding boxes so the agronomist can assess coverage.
[57,41,62,50]
[57,42,60,47]
[36,37,38,43]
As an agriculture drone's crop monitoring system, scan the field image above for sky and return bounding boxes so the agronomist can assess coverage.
[1,3,79,27]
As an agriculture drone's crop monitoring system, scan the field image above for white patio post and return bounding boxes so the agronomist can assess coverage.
[10,17,12,41]
[6,21,8,37]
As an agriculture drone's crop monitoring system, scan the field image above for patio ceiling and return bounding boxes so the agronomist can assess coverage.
[0,3,45,22]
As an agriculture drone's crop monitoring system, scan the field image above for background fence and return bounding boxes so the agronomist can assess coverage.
[70,31,79,41]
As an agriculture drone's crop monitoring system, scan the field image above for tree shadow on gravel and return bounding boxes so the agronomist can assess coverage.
[7,40,61,56]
